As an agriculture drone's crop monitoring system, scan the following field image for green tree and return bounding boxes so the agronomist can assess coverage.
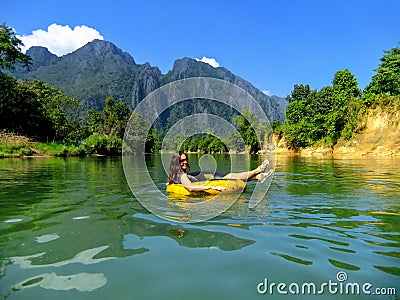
[145,128,161,153]
[24,80,82,141]
[0,74,53,138]
[283,84,316,148]
[333,69,361,98]
[284,96,309,124]
[234,111,262,153]
[331,70,361,140]
[84,97,131,139]
[226,131,246,152]
[208,137,227,153]
[0,25,76,141]
[124,112,150,154]
[102,97,131,138]
[0,23,31,71]
[0,77,85,141]
[282,70,361,149]
[283,88,314,149]
[286,84,312,103]
[85,109,103,135]
[366,43,400,96]
[82,97,154,154]
[283,120,313,149]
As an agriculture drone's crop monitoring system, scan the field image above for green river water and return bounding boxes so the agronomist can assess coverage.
[0,155,399,299]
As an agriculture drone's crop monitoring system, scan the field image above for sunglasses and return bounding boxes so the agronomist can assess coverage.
[179,158,188,163]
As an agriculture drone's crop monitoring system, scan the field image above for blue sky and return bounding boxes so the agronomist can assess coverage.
[1,0,399,97]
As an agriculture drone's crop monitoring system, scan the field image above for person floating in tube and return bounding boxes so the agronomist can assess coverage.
[167,151,273,192]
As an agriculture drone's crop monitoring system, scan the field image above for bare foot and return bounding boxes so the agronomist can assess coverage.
[258,159,270,173]
[257,169,274,183]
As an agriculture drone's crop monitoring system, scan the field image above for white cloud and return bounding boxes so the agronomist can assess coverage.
[262,90,271,96]
[18,23,104,56]
[195,56,220,68]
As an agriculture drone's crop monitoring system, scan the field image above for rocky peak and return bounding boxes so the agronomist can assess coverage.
[65,39,137,68]
[172,57,196,72]
[25,46,57,71]
[26,46,56,61]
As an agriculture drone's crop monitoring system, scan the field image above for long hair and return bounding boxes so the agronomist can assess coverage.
[168,151,189,184]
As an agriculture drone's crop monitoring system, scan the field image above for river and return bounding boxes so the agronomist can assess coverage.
[0,155,399,299]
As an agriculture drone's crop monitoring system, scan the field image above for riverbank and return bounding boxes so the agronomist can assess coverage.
[275,102,400,157]
[0,130,129,157]
[0,132,86,158]
[3,99,399,159]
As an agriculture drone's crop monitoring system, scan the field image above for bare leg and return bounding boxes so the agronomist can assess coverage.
[223,168,260,181]
[223,159,270,181]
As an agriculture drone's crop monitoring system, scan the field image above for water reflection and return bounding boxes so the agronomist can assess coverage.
[11,246,117,269]
[125,215,255,251]
[13,272,107,292]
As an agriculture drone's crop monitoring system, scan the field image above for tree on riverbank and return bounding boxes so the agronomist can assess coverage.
[1,24,80,142]
[0,74,82,141]
[281,43,400,150]
[0,23,31,71]
[365,43,400,96]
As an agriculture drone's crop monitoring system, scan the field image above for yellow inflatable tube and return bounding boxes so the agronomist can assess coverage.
[166,179,246,196]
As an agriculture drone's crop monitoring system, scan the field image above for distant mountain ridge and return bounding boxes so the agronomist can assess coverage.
[11,39,288,122]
